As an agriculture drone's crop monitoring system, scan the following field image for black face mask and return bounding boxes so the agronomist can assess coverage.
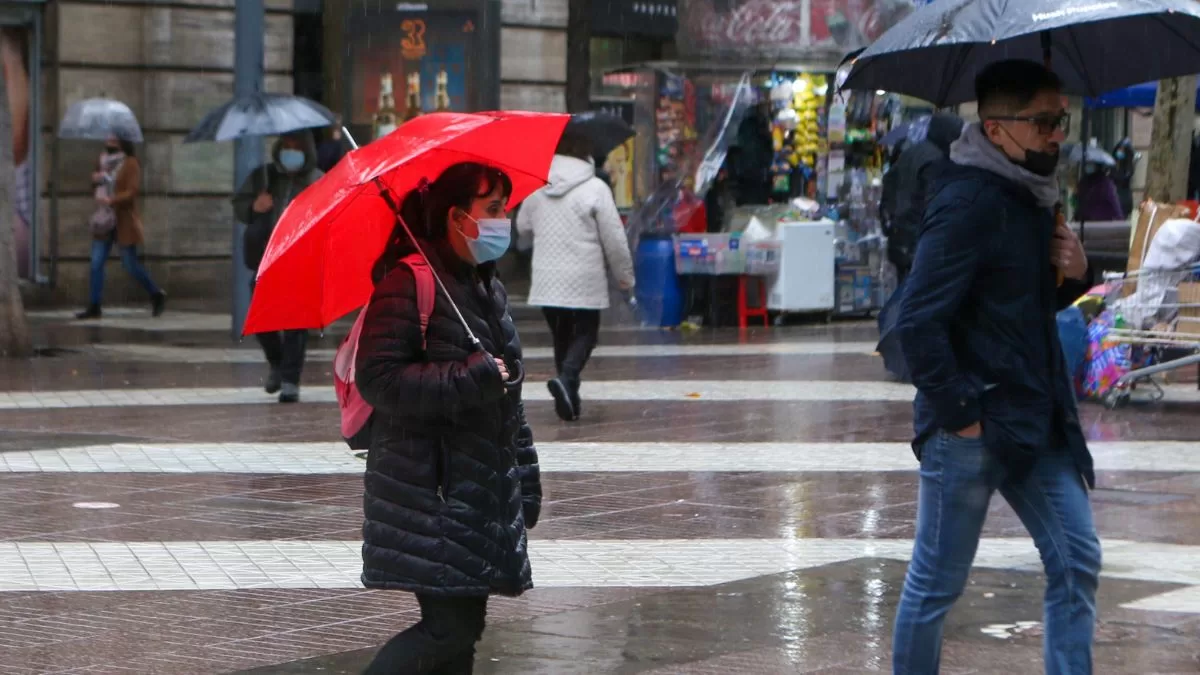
[998,124,1058,177]
[104,146,121,155]
[1017,148,1059,177]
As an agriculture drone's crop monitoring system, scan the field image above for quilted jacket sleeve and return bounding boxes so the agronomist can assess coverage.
[515,400,542,528]
[594,185,635,289]
[355,265,507,418]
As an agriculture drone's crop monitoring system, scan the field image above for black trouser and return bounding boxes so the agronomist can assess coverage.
[255,330,308,385]
[542,307,600,391]
[364,595,488,674]
[249,280,307,385]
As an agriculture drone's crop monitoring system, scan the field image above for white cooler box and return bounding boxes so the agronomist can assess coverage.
[767,221,836,312]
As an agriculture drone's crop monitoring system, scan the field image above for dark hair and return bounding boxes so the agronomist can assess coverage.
[555,130,594,161]
[117,139,136,157]
[975,59,1062,117]
[373,162,513,281]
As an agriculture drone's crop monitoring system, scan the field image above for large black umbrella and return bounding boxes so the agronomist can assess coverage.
[183,93,336,143]
[840,0,1200,107]
[566,111,635,158]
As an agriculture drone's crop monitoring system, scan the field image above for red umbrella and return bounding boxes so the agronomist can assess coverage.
[243,111,571,335]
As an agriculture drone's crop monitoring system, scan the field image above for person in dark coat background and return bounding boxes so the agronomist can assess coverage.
[880,112,965,282]
[891,61,1100,675]
[233,130,323,403]
[1112,137,1136,217]
[1075,163,1125,222]
[354,163,542,674]
[733,101,774,205]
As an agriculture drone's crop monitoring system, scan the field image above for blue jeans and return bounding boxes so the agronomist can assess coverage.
[89,236,160,307]
[893,432,1101,674]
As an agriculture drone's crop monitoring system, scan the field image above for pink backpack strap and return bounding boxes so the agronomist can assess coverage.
[400,254,436,349]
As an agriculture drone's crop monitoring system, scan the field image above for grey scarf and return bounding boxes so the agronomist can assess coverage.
[949,123,1059,208]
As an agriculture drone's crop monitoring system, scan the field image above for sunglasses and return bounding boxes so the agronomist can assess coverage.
[988,112,1071,136]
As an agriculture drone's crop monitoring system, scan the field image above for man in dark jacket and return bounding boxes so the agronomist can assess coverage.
[880,112,965,281]
[232,130,323,403]
[891,61,1100,675]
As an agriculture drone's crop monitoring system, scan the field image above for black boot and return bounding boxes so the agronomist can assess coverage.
[568,380,582,419]
[151,291,167,317]
[279,382,300,404]
[76,305,101,320]
[548,377,578,422]
[264,369,282,395]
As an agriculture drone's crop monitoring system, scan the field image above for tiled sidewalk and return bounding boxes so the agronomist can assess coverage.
[0,318,1197,673]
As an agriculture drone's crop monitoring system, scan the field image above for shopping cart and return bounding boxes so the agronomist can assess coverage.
[1096,264,1200,408]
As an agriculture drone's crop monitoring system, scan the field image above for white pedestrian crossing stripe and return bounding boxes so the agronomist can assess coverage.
[0,538,1192,614]
[85,340,880,364]
[3,441,1200,474]
[0,381,914,409]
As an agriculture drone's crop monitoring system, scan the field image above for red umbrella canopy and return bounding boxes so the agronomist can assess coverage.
[243,111,570,335]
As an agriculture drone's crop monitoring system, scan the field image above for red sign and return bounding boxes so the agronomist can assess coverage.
[687,0,806,49]
[681,0,914,58]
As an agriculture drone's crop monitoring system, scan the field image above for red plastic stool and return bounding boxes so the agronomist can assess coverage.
[738,275,770,329]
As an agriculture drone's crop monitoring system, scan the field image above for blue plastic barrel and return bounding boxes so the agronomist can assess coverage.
[634,237,684,327]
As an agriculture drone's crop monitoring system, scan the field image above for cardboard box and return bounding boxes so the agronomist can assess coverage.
[1176,281,1200,336]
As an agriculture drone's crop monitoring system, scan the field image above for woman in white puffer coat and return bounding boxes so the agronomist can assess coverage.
[516,132,635,422]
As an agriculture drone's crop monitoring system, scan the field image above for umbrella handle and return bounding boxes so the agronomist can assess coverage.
[504,358,525,391]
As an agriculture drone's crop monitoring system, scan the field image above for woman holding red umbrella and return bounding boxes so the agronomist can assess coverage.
[354,162,542,674]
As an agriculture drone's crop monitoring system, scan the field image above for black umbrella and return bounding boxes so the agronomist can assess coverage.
[840,0,1200,107]
[566,111,635,158]
[183,93,336,143]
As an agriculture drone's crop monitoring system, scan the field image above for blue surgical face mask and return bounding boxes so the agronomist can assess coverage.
[279,149,305,172]
[459,212,511,263]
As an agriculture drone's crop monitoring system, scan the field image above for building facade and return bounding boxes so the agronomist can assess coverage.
[6,0,296,306]
[14,0,583,306]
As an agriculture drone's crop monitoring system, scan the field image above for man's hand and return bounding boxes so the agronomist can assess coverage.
[494,357,510,382]
[252,192,274,214]
[95,196,111,207]
[1052,223,1088,281]
[953,422,982,439]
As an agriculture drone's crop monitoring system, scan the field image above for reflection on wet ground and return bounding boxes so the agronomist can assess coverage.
[0,309,1196,673]
[242,561,1199,674]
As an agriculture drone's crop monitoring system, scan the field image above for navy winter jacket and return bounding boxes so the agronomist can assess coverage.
[896,161,1095,487]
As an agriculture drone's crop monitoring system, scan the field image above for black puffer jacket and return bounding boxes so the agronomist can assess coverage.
[355,241,542,598]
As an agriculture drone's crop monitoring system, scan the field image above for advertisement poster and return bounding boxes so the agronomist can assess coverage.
[679,0,916,59]
[1,26,31,279]
[345,10,476,127]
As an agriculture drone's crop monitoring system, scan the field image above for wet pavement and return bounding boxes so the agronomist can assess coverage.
[0,307,1197,673]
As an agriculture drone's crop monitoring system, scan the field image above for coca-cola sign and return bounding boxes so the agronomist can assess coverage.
[686,0,806,49]
[680,0,916,60]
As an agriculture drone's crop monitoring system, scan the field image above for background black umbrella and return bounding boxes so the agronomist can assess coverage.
[566,111,635,159]
[183,92,336,143]
[840,0,1200,107]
